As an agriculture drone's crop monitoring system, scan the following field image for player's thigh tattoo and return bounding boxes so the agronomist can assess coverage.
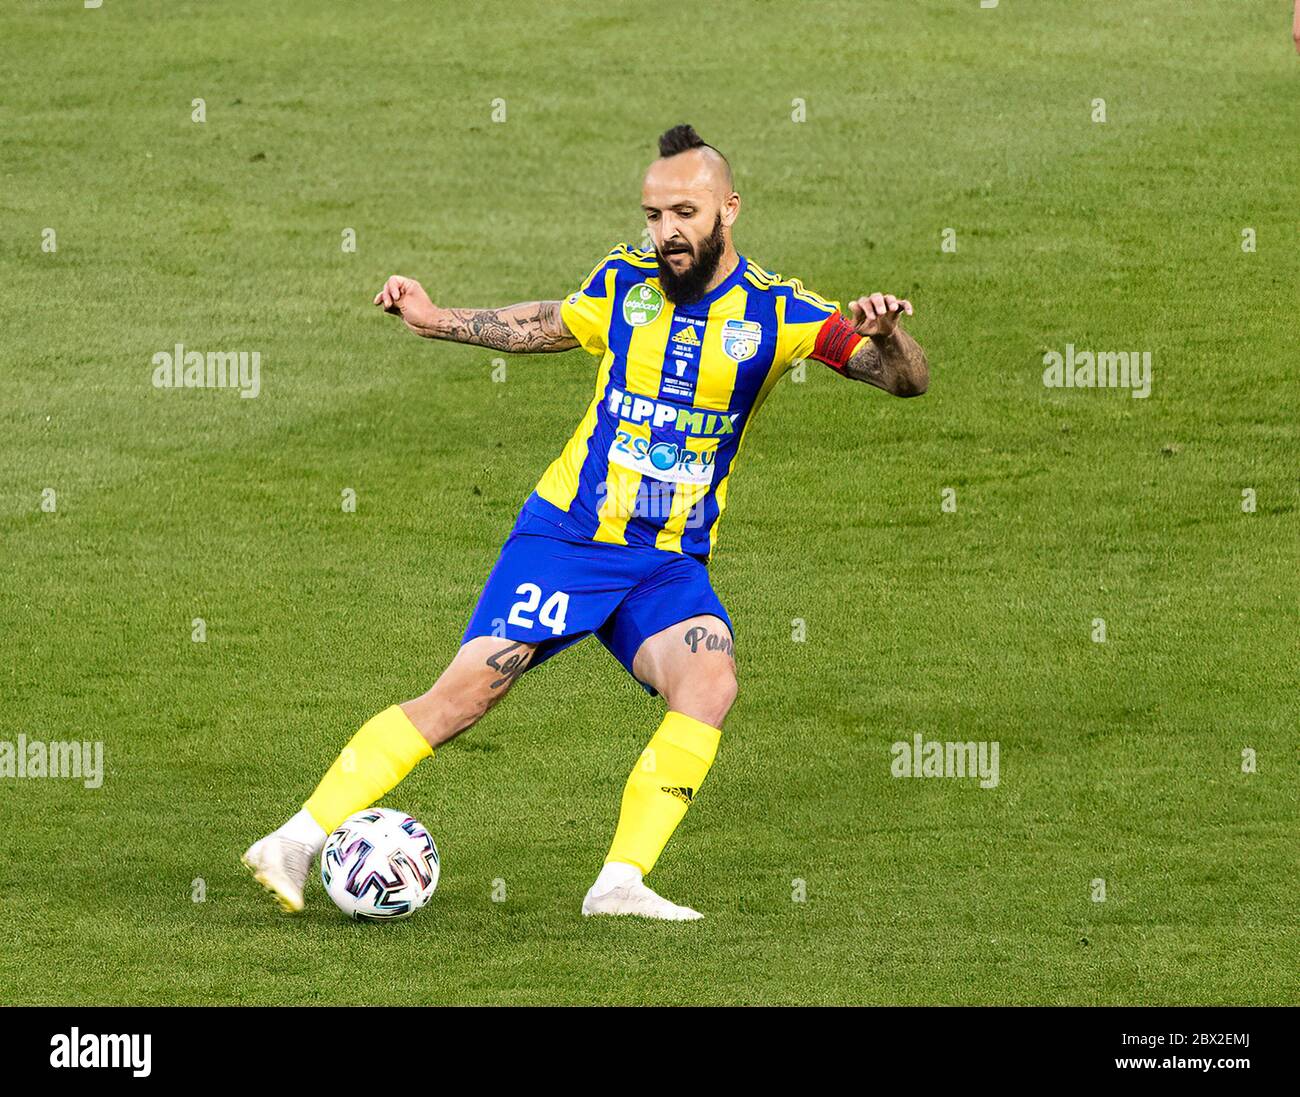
[484,640,533,689]
[682,622,733,658]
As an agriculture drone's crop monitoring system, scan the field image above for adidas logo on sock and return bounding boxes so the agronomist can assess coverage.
[661,786,694,804]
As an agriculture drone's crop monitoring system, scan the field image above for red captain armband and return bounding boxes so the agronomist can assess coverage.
[809,312,864,373]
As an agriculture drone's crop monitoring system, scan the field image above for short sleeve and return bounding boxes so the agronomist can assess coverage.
[774,278,840,369]
[560,252,619,356]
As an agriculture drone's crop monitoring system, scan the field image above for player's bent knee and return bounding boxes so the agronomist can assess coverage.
[710,663,739,713]
[667,661,738,729]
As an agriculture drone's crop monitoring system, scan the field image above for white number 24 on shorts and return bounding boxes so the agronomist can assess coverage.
[507,583,570,635]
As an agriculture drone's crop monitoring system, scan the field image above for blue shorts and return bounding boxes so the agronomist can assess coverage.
[461,530,733,695]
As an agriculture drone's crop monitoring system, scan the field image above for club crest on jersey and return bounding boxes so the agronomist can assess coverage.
[721,318,762,362]
[622,283,664,327]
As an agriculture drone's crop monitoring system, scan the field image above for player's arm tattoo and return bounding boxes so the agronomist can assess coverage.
[485,641,533,690]
[418,301,579,353]
[842,328,929,397]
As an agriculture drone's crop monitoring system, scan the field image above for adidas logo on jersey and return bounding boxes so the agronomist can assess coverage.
[661,786,695,804]
[671,326,702,346]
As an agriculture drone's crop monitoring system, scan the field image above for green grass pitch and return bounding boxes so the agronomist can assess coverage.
[1,0,1295,1005]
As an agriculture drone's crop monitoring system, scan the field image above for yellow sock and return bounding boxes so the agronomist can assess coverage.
[605,711,721,875]
[303,705,433,833]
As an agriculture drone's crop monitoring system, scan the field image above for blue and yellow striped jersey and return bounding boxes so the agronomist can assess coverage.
[514,244,840,561]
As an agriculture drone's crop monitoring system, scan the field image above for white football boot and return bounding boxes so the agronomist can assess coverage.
[241,833,316,914]
[582,862,702,921]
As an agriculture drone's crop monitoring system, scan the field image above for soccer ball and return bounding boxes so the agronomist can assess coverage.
[320,808,440,921]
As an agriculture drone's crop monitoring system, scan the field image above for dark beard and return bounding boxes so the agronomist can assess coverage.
[655,215,726,305]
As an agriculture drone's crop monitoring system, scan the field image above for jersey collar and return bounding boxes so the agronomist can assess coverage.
[662,253,748,314]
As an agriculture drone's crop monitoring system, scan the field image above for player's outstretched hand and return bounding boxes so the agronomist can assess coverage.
[849,293,913,339]
[373,275,438,334]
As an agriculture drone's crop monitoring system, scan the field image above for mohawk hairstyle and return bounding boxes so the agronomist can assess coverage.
[658,123,710,157]
[655,124,733,187]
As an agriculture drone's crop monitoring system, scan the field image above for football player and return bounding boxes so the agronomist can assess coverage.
[243,125,928,920]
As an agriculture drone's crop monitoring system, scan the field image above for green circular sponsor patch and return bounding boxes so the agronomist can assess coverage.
[622,282,664,327]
